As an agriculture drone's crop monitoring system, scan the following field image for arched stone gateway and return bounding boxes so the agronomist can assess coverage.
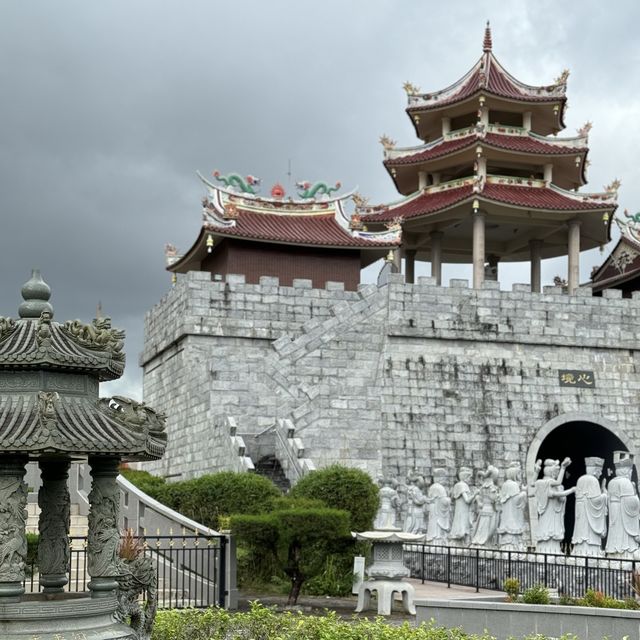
[526,413,636,549]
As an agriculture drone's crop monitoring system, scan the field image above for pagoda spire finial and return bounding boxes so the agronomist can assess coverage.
[483,20,492,52]
[18,269,53,319]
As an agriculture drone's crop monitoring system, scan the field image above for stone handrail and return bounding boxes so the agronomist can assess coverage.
[275,418,316,484]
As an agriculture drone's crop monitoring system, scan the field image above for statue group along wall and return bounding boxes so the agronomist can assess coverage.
[142,270,640,514]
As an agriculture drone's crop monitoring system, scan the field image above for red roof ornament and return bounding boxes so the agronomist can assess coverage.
[271,183,285,199]
[483,20,492,52]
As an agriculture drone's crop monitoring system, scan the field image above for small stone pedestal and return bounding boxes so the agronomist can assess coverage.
[353,529,424,616]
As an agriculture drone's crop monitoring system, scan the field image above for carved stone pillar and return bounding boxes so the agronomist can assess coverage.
[0,455,28,600]
[472,210,486,289]
[430,231,443,286]
[568,219,581,294]
[38,458,71,593]
[87,456,121,597]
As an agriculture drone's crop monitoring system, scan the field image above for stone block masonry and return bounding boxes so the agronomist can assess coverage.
[141,270,640,485]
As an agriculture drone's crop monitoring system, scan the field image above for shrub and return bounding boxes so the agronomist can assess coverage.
[503,577,520,602]
[119,468,167,501]
[161,472,281,529]
[290,464,379,531]
[577,589,631,609]
[232,502,351,604]
[152,602,577,640]
[522,584,550,605]
[25,532,38,575]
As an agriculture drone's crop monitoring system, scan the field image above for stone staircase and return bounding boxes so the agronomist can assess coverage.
[254,455,291,493]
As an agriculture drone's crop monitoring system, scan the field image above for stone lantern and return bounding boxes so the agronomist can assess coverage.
[0,270,167,639]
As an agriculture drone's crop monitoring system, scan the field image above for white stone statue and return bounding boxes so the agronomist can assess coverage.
[449,466,475,545]
[393,480,408,529]
[404,475,427,534]
[471,465,499,547]
[532,457,574,554]
[605,453,639,558]
[572,457,608,557]
[374,478,398,530]
[497,461,528,551]
[425,469,451,545]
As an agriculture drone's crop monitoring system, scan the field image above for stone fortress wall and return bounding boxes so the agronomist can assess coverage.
[141,270,640,486]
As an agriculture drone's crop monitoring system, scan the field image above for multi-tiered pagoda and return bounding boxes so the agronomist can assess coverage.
[360,23,618,292]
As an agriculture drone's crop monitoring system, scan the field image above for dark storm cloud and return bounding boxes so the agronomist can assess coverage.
[1,0,639,397]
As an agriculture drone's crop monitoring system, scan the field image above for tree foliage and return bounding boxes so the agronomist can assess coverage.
[290,464,379,531]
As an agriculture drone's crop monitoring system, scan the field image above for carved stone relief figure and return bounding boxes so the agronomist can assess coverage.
[471,465,499,547]
[497,462,528,551]
[0,463,28,586]
[449,466,475,546]
[572,457,608,557]
[88,460,121,584]
[374,478,398,530]
[532,457,574,554]
[605,453,640,557]
[393,480,408,530]
[425,469,451,545]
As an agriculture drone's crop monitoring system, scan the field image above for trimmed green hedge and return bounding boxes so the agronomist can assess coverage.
[152,603,575,640]
[290,464,379,531]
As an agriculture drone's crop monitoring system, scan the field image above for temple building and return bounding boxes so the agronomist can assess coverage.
[142,26,640,547]
[359,22,618,292]
[166,173,400,291]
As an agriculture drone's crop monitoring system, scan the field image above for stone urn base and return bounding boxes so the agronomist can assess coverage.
[355,578,416,615]
[0,593,135,639]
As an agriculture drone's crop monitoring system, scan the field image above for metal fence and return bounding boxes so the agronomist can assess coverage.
[25,534,227,609]
[404,544,638,599]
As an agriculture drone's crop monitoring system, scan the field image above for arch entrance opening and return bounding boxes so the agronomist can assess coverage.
[533,420,631,547]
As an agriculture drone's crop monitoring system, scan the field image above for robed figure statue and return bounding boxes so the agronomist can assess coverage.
[497,462,527,551]
[425,469,451,545]
[572,456,607,557]
[605,453,639,558]
[532,457,574,555]
[449,467,475,546]
[471,465,499,547]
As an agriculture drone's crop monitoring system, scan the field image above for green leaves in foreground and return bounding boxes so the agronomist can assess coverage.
[152,603,578,640]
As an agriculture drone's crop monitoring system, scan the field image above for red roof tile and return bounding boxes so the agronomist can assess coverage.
[407,53,563,114]
[387,132,584,166]
[207,210,398,248]
[361,183,612,222]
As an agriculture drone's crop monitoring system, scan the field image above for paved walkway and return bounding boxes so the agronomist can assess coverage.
[410,578,499,600]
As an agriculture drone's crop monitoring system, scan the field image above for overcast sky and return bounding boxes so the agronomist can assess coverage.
[1,1,639,399]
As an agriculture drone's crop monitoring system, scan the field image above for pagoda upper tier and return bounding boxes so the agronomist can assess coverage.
[405,23,568,141]
[365,22,618,294]
[167,172,400,291]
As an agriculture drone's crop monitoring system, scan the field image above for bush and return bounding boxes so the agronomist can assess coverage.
[161,472,281,529]
[522,584,550,605]
[119,468,167,501]
[576,589,634,610]
[232,503,351,604]
[152,602,577,640]
[503,577,520,602]
[290,465,379,531]
[25,532,38,575]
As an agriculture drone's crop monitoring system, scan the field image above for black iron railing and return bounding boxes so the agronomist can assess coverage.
[404,543,638,599]
[24,534,227,609]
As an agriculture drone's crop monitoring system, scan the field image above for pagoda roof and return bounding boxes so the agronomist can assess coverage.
[360,177,616,223]
[385,127,587,167]
[404,24,567,138]
[0,315,125,382]
[0,393,166,461]
[168,173,401,273]
[591,216,640,291]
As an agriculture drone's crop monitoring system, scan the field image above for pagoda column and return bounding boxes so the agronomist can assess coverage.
[442,117,451,135]
[38,458,71,593]
[418,171,427,190]
[544,164,553,183]
[431,172,441,186]
[523,111,532,131]
[472,209,486,289]
[0,455,28,600]
[530,239,542,293]
[87,456,121,598]
[567,219,581,294]
[430,231,443,285]
[405,250,416,284]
